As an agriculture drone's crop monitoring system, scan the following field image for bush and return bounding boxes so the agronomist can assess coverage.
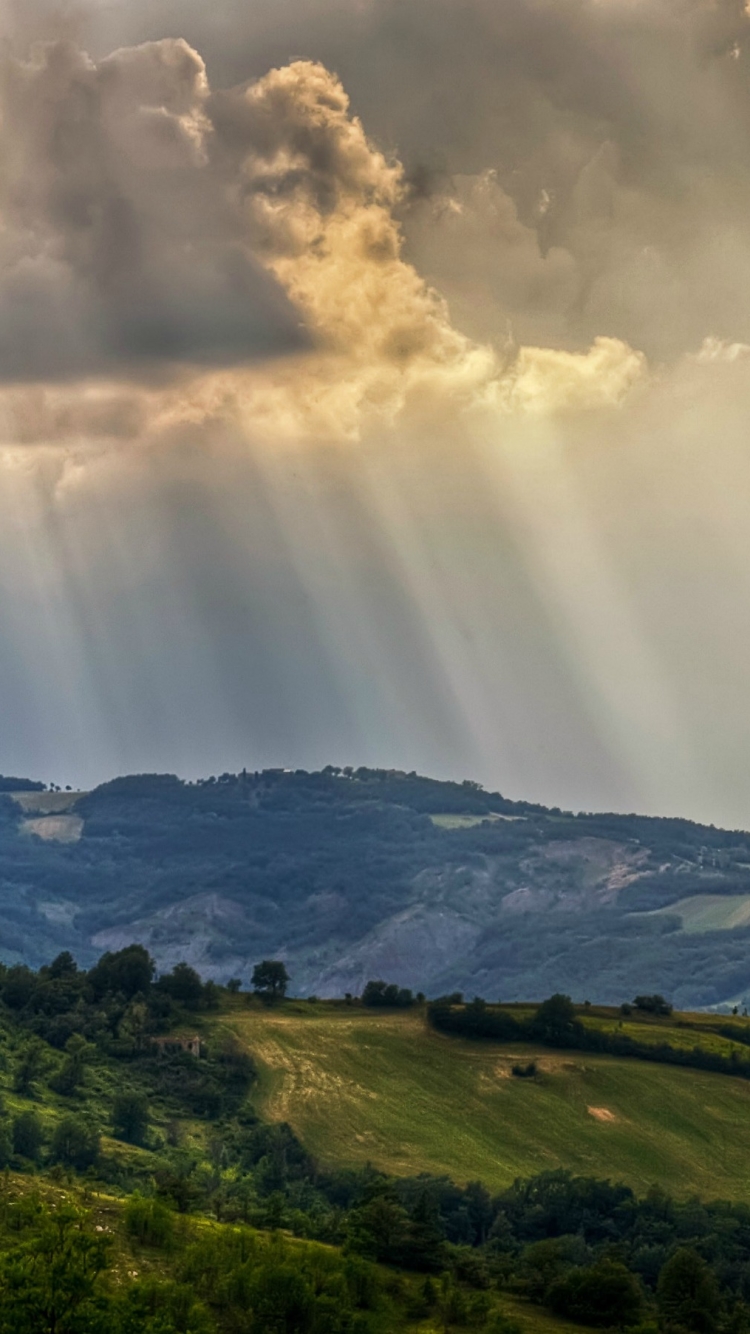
[125,1194,175,1249]
[511,1062,537,1079]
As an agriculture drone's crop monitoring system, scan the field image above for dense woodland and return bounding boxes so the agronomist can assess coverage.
[2,768,750,1005]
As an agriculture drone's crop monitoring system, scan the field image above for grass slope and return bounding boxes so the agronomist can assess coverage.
[0,1173,592,1334]
[223,1003,750,1200]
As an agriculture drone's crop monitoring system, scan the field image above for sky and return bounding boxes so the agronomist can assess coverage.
[1,0,750,824]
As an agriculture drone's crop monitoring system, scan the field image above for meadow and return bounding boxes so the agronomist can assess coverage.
[223,1002,750,1200]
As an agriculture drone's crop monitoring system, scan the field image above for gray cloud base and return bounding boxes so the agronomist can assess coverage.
[0,35,308,382]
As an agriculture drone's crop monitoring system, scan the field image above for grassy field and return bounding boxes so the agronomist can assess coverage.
[650,894,750,933]
[221,1004,750,1201]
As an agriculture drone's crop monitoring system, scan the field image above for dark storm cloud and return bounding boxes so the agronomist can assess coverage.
[0,33,308,382]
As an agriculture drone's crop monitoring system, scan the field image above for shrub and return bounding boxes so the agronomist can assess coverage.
[511,1062,537,1079]
[124,1194,175,1249]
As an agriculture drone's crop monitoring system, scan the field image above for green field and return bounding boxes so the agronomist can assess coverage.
[222,1004,750,1201]
[650,893,750,932]
[428,812,525,829]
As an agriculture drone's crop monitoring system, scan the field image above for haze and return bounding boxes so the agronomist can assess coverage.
[1,0,750,826]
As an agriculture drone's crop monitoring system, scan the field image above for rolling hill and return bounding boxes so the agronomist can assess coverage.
[3,766,750,1005]
[218,1001,750,1201]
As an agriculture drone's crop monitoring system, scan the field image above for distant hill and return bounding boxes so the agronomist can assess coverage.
[3,765,750,1007]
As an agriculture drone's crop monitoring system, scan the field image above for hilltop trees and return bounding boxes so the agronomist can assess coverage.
[251,961,289,1003]
[362,980,415,1009]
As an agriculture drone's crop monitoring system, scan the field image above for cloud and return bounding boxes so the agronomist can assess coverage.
[0,44,646,447]
[0,36,307,382]
[198,59,646,443]
[86,0,750,364]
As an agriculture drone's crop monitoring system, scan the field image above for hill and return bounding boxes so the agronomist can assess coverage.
[3,951,750,1331]
[4,766,750,1004]
[220,1002,750,1201]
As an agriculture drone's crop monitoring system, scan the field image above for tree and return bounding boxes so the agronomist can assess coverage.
[634,994,673,1017]
[46,952,78,981]
[548,1260,643,1327]
[531,995,582,1047]
[252,960,289,1003]
[112,1092,150,1145]
[0,1122,12,1169]
[226,978,242,994]
[50,1035,95,1097]
[87,945,154,1001]
[657,1248,720,1334]
[12,1111,44,1161]
[0,1204,110,1334]
[50,1116,100,1172]
[362,980,414,1008]
[247,1264,313,1333]
[158,962,204,1007]
[14,1038,49,1094]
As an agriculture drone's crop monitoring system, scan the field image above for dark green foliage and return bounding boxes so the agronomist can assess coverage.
[50,1036,95,1097]
[112,1092,150,1145]
[13,1038,49,1094]
[361,981,414,1009]
[124,1194,175,1249]
[547,1259,643,1326]
[50,1115,99,1171]
[428,995,750,1083]
[530,994,582,1047]
[0,776,44,792]
[115,1279,213,1334]
[657,1248,720,1334]
[0,1202,110,1334]
[252,961,289,1004]
[634,995,673,1016]
[511,1062,537,1078]
[157,963,205,1007]
[347,1186,445,1271]
[12,1111,44,1161]
[88,946,154,1002]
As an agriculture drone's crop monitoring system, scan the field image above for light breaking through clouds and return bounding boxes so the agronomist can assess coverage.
[1,0,750,825]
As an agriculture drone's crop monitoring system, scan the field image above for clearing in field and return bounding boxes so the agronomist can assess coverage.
[221,1005,750,1200]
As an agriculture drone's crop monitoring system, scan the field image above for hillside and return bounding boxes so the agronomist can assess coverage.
[4,953,750,1331]
[221,1002,750,1201]
[3,766,750,1004]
